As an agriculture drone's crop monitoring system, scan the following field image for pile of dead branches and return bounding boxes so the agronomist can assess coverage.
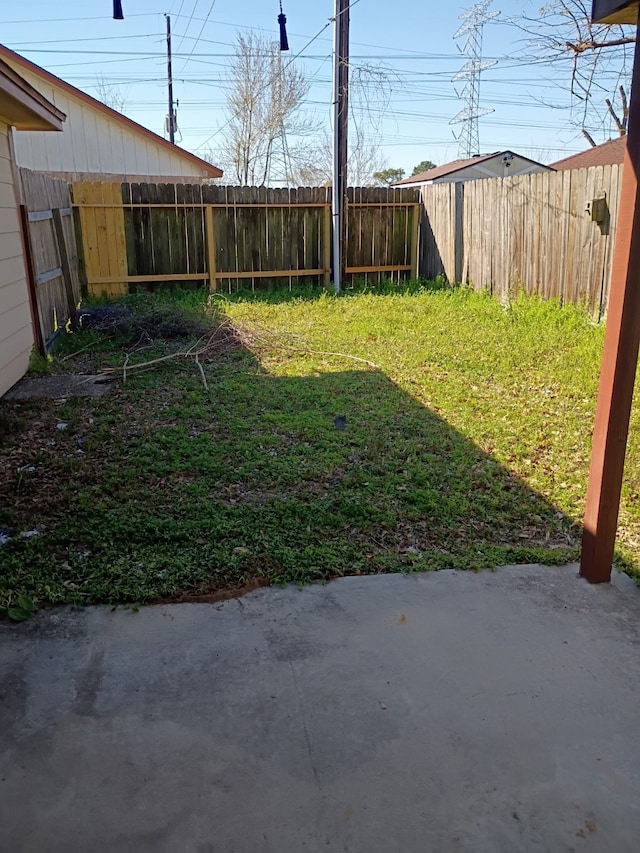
[97,318,256,389]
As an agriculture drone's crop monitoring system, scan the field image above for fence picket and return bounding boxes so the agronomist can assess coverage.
[418,165,622,312]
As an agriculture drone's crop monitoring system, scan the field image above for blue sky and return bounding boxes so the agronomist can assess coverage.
[0,1,630,175]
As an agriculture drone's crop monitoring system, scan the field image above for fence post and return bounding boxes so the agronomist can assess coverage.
[454,182,464,284]
[205,205,217,291]
[581,27,640,583]
[323,203,332,288]
[52,207,78,327]
[411,202,420,280]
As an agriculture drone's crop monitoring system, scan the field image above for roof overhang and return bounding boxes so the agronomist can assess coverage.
[592,0,639,23]
[0,57,64,131]
[0,44,221,177]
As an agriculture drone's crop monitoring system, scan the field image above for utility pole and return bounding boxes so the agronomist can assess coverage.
[332,0,349,293]
[166,14,176,144]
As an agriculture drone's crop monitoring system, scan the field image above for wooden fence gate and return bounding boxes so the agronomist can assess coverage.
[19,168,81,350]
[71,183,421,296]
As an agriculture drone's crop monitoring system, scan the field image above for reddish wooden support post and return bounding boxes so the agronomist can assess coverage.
[581,17,640,583]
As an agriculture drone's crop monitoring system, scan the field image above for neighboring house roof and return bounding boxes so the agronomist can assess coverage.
[0,57,65,131]
[550,137,626,171]
[393,150,550,186]
[0,44,222,178]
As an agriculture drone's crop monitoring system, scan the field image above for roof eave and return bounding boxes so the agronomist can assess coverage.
[0,44,222,177]
[0,58,64,131]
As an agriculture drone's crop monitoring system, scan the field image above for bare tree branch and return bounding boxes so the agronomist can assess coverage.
[508,1,634,143]
[214,32,317,186]
[94,75,127,114]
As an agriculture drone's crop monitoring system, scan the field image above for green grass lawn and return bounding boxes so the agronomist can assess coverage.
[1,282,638,618]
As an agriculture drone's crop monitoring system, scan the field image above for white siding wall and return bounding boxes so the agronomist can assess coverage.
[6,65,209,179]
[0,123,33,397]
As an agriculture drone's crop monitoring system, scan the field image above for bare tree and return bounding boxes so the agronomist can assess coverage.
[295,128,387,187]
[347,125,388,185]
[94,75,127,114]
[511,0,634,142]
[210,36,395,186]
[217,32,316,185]
[295,61,394,187]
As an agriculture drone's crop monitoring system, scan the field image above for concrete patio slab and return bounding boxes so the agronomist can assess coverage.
[2,373,115,401]
[1,564,639,852]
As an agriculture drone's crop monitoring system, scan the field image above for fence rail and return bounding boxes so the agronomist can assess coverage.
[71,183,421,296]
[420,164,622,315]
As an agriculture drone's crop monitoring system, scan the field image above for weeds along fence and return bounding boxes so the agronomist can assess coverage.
[420,164,623,316]
[71,183,420,297]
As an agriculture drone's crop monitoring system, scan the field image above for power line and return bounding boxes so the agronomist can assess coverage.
[179,1,217,74]
[8,34,161,46]
[175,1,200,54]
[192,17,334,152]
[172,1,187,20]
[0,13,159,24]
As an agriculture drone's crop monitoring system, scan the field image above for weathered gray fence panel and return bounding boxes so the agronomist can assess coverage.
[419,165,622,315]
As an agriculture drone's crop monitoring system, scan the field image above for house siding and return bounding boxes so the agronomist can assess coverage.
[0,123,33,397]
[5,63,211,180]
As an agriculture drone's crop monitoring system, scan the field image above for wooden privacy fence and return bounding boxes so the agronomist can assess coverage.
[420,164,623,315]
[19,168,81,350]
[71,183,421,296]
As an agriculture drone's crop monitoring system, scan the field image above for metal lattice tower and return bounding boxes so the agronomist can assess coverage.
[267,43,294,186]
[450,1,499,159]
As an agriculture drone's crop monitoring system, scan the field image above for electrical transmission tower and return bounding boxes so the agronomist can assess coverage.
[267,43,294,185]
[450,1,499,159]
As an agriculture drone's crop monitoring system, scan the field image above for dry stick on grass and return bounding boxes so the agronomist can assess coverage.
[248,327,381,369]
[97,319,378,383]
[274,342,380,369]
[97,322,236,383]
[194,355,208,390]
[59,340,96,362]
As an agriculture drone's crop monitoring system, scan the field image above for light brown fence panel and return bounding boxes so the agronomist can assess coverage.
[72,181,128,297]
[72,182,418,294]
[19,168,81,348]
[420,165,623,314]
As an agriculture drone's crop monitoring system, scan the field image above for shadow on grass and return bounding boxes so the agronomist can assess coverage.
[0,327,584,610]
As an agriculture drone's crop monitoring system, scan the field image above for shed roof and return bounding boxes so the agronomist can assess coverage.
[550,137,626,171]
[0,43,222,178]
[393,150,550,185]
